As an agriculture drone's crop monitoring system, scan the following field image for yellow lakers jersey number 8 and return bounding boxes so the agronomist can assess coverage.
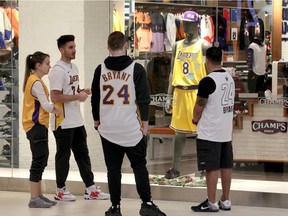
[172,39,206,86]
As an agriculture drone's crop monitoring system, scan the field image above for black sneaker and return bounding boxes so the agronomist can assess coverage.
[139,202,166,216]
[164,168,180,179]
[105,205,122,216]
[191,198,219,212]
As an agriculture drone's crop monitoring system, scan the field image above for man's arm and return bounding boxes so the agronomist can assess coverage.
[192,96,207,125]
[50,90,88,103]
[192,76,215,125]
[91,64,102,127]
[134,63,151,135]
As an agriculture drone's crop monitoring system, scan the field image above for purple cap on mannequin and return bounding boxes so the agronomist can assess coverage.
[181,11,199,22]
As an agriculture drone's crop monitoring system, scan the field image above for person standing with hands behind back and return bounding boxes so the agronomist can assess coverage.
[49,35,109,201]
[91,31,166,216]
[191,46,235,212]
[22,51,62,208]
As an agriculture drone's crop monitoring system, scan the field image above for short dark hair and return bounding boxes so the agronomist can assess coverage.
[108,31,126,51]
[206,46,222,65]
[57,35,75,48]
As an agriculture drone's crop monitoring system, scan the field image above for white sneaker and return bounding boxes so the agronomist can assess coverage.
[218,199,231,211]
[54,187,76,201]
[84,185,110,200]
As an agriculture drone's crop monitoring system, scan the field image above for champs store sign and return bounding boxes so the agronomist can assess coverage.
[251,120,287,134]
[150,94,173,107]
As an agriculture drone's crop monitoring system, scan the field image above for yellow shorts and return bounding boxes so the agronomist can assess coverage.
[170,88,197,133]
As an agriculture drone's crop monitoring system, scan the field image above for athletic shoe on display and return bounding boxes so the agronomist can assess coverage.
[2,111,16,121]
[219,199,231,211]
[1,130,11,138]
[84,185,110,200]
[191,198,219,212]
[54,187,76,201]
[164,168,180,179]
[0,124,10,132]
[28,197,53,208]
[105,205,122,216]
[2,144,10,155]
[139,202,166,216]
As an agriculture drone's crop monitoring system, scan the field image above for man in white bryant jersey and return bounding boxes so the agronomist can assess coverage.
[91,31,166,216]
[49,35,109,201]
[191,46,235,212]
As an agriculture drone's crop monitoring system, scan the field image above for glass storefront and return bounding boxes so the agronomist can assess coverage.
[1,0,288,205]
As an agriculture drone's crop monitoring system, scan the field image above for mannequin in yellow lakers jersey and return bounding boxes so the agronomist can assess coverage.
[164,11,211,179]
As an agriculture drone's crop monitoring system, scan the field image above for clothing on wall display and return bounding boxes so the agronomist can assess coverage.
[212,15,228,50]
[164,13,176,51]
[239,15,264,50]
[150,12,166,52]
[133,11,217,52]
[199,14,214,44]
[113,9,123,33]
[135,10,152,51]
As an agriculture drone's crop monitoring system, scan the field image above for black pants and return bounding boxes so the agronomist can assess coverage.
[53,126,94,188]
[248,70,265,93]
[101,136,151,206]
[27,124,49,182]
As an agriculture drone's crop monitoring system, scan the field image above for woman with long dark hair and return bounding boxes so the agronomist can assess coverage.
[22,51,62,208]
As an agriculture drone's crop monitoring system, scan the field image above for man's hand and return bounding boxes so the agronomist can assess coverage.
[141,121,149,136]
[192,119,198,125]
[78,91,88,102]
[94,120,100,130]
[82,88,91,95]
[53,105,63,117]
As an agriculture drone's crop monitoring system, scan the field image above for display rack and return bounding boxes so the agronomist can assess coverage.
[0,1,19,168]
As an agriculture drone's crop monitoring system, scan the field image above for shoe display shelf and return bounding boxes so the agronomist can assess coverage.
[0,59,19,168]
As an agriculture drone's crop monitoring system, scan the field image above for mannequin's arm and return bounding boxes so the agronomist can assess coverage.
[165,42,177,113]
[167,42,177,95]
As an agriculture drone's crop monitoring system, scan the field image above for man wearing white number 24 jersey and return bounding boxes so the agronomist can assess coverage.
[91,31,166,216]
[192,47,235,213]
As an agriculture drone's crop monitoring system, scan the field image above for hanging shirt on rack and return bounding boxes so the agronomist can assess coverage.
[135,11,152,51]
[200,14,214,44]
[212,15,227,50]
[164,13,176,52]
[150,12,166,52]
[0,7,14,50]
[4,6,18,46]
[113,9,123,33]
[175,14,185,41]
[240,15,264,50]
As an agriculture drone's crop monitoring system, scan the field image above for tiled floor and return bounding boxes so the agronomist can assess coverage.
[1,191,288,216]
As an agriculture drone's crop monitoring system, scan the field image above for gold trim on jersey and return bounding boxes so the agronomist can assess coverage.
[54,102,65,130]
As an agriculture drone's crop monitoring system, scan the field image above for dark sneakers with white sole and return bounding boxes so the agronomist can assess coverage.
[191,198,219,212]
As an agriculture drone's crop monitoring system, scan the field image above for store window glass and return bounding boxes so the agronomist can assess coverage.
[118,0,288,187]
